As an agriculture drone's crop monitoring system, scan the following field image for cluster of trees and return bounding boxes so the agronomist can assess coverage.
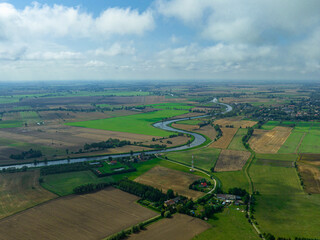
[225,124,234,128]
[213,124,223,139]
[117,179,167,203]
[92,167,136,178]
[242,127,253,149]
[10,149,42,160]
[84,138,131,151]
[40,162,91,175]
[73,182,112,194]
[189,178,212,192]
[1,166,28,173]
[228,187,248,197]
[263,233,319,240]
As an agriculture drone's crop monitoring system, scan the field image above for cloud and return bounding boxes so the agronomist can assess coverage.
[91,43,135,57]
[0,2,154,41]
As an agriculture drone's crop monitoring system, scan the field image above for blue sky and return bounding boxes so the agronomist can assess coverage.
[0,0,319,81]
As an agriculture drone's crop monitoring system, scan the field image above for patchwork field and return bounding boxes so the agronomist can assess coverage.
[129,213,210,240]
[67,109,189,137]
[250,156,320,238]
[249,127,292,153]
[213,171,249,192]
[214,118,257,128]
[298,130,320,153]
[214,149,251,172]
[134,166,205,199]
[0,188,158,240]
[210,127,238,149]
[0,170,57,219]
[165,147,221,172]
[278,131,305,153]
[298,163,320,194]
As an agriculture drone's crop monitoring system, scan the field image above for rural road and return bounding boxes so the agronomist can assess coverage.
[0,100,232,171]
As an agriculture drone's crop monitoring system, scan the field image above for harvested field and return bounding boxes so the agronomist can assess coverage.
[210,127,238,149]
[214,119,257,128]
[0,170,57,219]
[0,188,158,240]
[297,164,320,194]
[214,149,251,172]
[172,123,217,140]
[249,127,292,153]
[134,166,205,199]
[300,154,320,162]
[128,213,210,240]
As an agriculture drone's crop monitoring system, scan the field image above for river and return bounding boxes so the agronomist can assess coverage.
[0,101,232,170]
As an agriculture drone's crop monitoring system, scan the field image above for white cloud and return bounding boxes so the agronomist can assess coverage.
[91,43,135,57]
[0,2,154,41]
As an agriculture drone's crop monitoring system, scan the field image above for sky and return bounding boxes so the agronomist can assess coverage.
[0,0,319,81]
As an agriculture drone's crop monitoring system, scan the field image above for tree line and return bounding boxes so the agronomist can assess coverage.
[10,149,42,160]
[40,162,91,175]
[73,182,113,194]
[84,138,131,151]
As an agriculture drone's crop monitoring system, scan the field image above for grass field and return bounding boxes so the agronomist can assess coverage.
[278,131,304,153]
[0,120,23,128]
[0,188,158,240]
[135,166,205,199]
[0,170,56,219]
[165,148,221,172]
[20,111,40,124]
[250,157,320,238]
[129,213,210,240]
[41,171,114,196]
[228,128,248,151]
[214,171,249,192]
[144,102,193,110]
[193,206,259,240]
[298,130,320,153]
[67,109,189,137]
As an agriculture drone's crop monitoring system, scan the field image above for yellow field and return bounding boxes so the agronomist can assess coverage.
[249,127,292,153]
[210,128,238,149]
[214,118,257,128]
[214,149,251,172]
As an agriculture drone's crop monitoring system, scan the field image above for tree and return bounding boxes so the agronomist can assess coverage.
[167,189,174,199]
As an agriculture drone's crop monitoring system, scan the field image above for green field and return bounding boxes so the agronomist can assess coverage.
[228,128,248,151]
[0,97,20,104]
[0,120,23,128]
[250,157,320,238]
[214,171,249,192]
[41,171,114,196]
[193,206,259,240]
[255,153,297,161]
[278,131,304,153]
[96,161,130,174]
[298,130,320,153]
[66,109,189,137]
[165,148,221,172]
[145,103,193,110]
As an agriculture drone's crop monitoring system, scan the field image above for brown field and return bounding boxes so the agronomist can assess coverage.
[297,163,320,194]
[214,149,251,172]
[0,170,57,219]
[172,123,217,140]
[128,213,210,240]
[249,127,292,153]
[300,154,320,162]
[134,166,205,199]
[0,188,158,240]
[255,159,294,168]
[214,118,257,128]
[210,127,238,149]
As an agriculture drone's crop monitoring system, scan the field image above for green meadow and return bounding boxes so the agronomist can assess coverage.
[193,206,259,240]
[0,120,23,128]
[20,111,40,124]
[228,128,248,151]
[142,102,193,110]
[298,130,320,153]
[250,157,320,238]
[165,148,221,172]
[213,171,249,192]
[66,109,189,137]
[278,131,304,153]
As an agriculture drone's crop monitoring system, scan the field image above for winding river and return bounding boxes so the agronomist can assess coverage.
[0,101,232,170]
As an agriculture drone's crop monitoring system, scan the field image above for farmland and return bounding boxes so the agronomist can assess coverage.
[129,214,210,240]
[228,128,249,151]
[278,131,304,153]
[213,171,249,192]
[165,147,221,172]
[214,149,251,172]
[0,170,57,219]
[249,127,292,153]
[214,118,257,128]
[210,127,238,149]
[0,188,158,240]
[172,123,217,140]
[67,109,190,137]
[134,166,205,199]
[250,156,320,238]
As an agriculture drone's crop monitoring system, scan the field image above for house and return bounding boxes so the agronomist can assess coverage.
[164,197,180,207]
[108,160,117,165]
[200,182,208,188]
[216,194,241,201]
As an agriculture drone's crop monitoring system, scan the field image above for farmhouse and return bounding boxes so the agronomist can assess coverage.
[216,194,241,201]
[164,197,180,207]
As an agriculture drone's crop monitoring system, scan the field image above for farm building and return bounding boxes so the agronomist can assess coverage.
[164,197,180,207]
[216,194,241,201]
